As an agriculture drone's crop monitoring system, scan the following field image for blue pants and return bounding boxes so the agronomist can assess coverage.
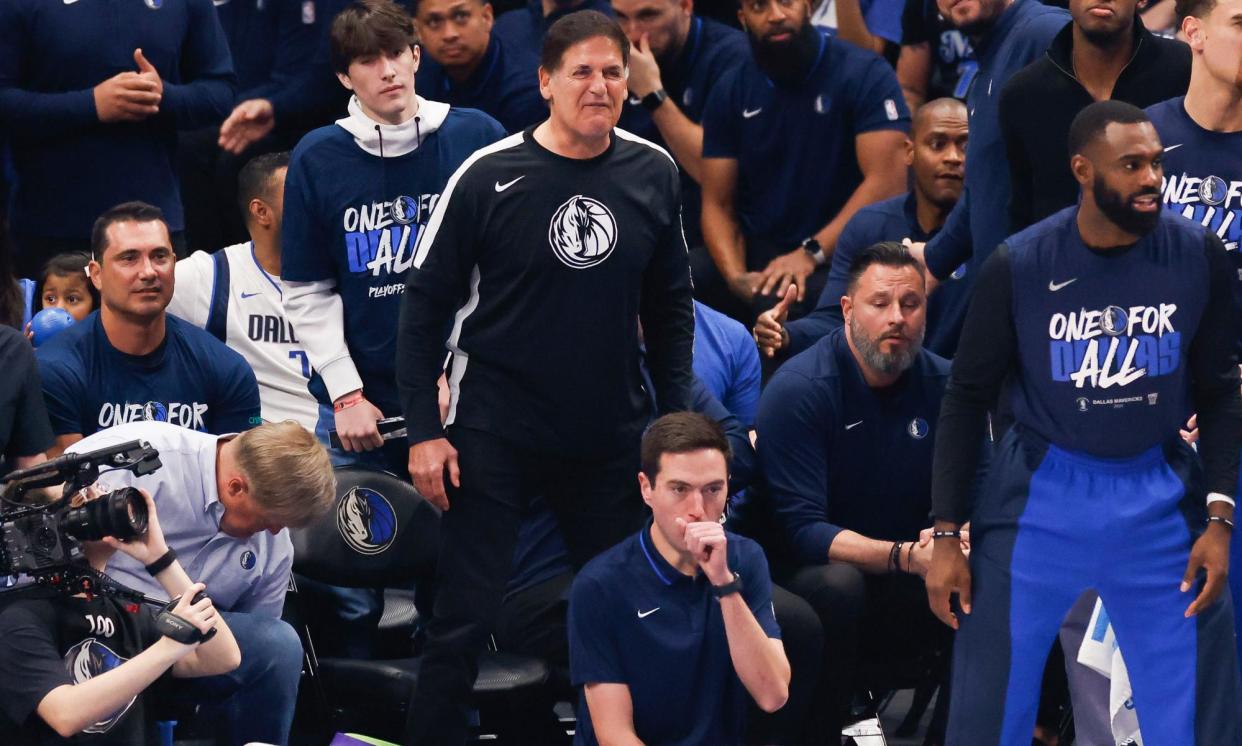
[948,430,1242,745]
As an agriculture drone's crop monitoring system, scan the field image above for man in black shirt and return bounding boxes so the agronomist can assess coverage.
[397,11,694,744]
[0,324,53,474]
[0,491,240,745]
[1000,0,1190,230]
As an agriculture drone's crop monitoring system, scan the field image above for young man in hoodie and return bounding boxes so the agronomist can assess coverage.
[281,0,505,473]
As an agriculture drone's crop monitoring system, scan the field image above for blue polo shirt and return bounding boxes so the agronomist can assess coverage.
[701,30,910,261]
[569,521,780,746]
[36,312,261,438]
[755,326,949,565]
[1146,96,1242,353]
[618,17,748,247]
[693,301,761,426]
[415,36,547,134]
[784,192,968,357]
[493,0,613,66]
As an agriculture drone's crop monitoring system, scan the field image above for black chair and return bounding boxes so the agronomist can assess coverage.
[288,465,555,743]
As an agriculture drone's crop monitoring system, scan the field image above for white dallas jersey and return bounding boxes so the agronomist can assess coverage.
[167,243,318,430]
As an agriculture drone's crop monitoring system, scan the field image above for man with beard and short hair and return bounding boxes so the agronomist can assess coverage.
[754,97,968,359]
[413,0,549,132]
[1000,0,1190,232]
[698,0,911,323]
[905,0,1067,355]
[750,241,959,741]
[612,0,748,249]
[926,100,1242,744]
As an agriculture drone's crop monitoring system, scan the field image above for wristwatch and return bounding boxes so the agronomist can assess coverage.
[711,571,744,599]
[641,88,668,112]
[800,236,826,266]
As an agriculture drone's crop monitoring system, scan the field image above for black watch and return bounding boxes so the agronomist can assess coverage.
[641,88,668,112]
[711,571,743,599]
[800,236,826,266]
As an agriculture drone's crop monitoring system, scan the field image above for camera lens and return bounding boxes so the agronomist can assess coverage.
[61,487,149,541]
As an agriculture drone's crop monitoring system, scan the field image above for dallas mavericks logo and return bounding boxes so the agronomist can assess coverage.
[1100,306,1128,337]
[240,550,257,570]
[1199,176,1228,206]
[548,196,618,269]
[337,487,397,555]
[143,401,169,422]
[907,418,929,439]
[950,263,967,281]
[65,639,136,733]
[144,0,163,8]
[390,195,420,225]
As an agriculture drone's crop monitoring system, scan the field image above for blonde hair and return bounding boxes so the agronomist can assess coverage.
[233,421,336,528]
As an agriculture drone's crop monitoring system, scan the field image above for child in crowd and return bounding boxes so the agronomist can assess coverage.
[38,252,97,322]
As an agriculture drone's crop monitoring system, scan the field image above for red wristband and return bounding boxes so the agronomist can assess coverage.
[334,393,365,412]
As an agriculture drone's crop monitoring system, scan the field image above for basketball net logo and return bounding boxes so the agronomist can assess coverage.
[548,195,618,269]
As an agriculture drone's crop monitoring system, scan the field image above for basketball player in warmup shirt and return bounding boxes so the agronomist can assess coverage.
[397,11,694,744]
[926,100,1242,745]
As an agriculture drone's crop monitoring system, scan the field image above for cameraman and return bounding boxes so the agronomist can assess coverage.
[0,489,241,743]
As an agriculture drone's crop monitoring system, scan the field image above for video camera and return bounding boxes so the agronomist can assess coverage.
[0,440,160,586]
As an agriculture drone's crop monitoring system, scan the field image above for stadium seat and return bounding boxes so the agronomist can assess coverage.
[288,465,556,743]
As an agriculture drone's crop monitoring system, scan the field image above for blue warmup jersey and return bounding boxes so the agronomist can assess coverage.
[36,313,260,438]
[618,17,748,246]
[568,522,780,746]
[784,192,969,357]
[415,37,547,134]
[1147,97,1242,352]
[701,31,911,258]
[282,108,505,415]
[693,300,761,426]
[756,327,950,566]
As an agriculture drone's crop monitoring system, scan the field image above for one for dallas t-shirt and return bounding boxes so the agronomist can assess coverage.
[36,311,261,437]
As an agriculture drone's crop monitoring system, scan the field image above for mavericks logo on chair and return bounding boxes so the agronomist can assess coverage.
[337,487,398,555]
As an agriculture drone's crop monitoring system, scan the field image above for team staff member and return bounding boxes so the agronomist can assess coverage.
[398,12,695,743]
[414,0,549,133]
[1147,0,1242,683]
[699,0,910,321]
[281,0,504,468]
[756,97,968,358]
[612,0,748,248]
[64,419,336,745]
[1000,0,1190,231]
[927,101,1242,744]
[907,0,1067,354]
[493,0,615,64]
[0,0,236,277]
[0,491,240,744]
[753,243,958,740]
[569,412,789,745]
[36,203,261,456]
[170,153,320,431]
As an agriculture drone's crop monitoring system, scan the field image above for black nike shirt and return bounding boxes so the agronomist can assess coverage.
[398,126,695,457]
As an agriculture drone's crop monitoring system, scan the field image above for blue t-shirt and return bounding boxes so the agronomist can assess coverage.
[693,300,761,426]
[1006,207,1210,456]
[701,31,911,258]
[415,36,547,134]
[281,108,506,414]
[755,326,949,565]
[785,192,969,357]
[568,522,780,746]
[36,312,260,437]
[617,17,748,247]
[1147,96,1242,353]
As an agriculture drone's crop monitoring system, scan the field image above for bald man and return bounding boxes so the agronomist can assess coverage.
[755,97,969,359]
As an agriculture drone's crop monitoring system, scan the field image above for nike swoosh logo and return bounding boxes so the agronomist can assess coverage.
[64,0,80,4]
[742,108,762,119]
[637,607,660,619]
[495,176,524,192]
[1163,143,1183,153]
[1048,278,1077,292]
[845,420,863,430]
[240,292,261,299]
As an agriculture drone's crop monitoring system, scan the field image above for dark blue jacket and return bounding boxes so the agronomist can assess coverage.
[216,0,321,103]
[0,0,237,238]
[415,36,547,134]
[492,0,614,66]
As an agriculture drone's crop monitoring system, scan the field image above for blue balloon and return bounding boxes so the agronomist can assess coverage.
[30,307,76,347]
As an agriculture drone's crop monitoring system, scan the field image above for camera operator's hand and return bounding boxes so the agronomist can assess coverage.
[167,583,219,647]
[101,489,168,566]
